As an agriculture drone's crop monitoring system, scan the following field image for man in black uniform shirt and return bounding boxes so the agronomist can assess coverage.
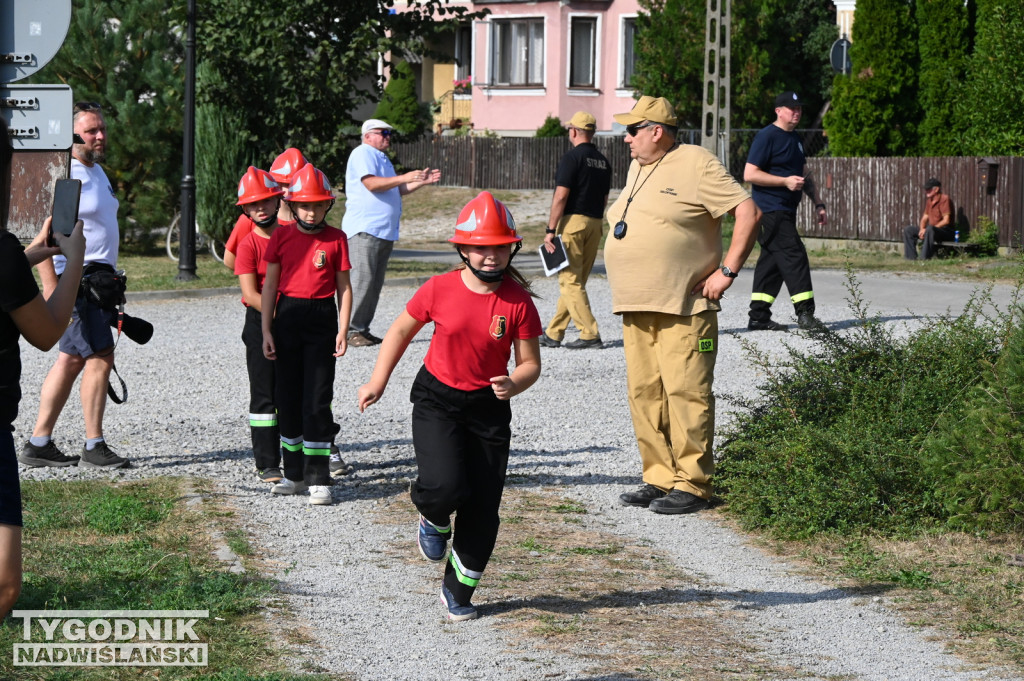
[539,111,612,349]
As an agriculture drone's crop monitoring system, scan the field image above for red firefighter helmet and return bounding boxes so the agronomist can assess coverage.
[268,147,307,187]
[235,166,284,206]
[284,165,335,202]
[449,191,522,246]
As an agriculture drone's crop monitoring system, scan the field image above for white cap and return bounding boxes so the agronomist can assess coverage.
[361,119,394,135]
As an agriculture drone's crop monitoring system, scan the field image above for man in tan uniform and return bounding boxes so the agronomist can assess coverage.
[605,96,761,514]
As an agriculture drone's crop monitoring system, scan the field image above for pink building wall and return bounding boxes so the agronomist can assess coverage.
[469,0,641,134]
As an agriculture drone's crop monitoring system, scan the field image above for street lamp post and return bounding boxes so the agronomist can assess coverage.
[176,0,198,281]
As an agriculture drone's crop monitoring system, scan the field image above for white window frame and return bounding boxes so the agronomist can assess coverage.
[566,13,601,91]
[485,15,546,92]
[617,14,639,96]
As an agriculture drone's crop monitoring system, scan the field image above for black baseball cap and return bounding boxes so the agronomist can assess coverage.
[774,91,805,108]
[923,177,941,190]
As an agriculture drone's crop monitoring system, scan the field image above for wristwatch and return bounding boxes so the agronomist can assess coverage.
[720,265,738,278]
[545,228,556,235]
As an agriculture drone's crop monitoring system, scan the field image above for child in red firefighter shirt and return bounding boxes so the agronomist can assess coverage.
[261,164,352,507]
[233,166,286,485]
[357,191,542,621]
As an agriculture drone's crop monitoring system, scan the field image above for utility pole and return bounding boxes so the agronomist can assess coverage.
[700,0,730,167]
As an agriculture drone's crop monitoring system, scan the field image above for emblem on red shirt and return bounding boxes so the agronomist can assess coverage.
[312,249,327,269]
[489,315,507,340]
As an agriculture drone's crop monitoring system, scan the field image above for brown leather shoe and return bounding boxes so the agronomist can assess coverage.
[347,331,379,347]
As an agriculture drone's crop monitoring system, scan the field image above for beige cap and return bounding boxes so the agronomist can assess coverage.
[613,95,678,127]
[567,111,597,130]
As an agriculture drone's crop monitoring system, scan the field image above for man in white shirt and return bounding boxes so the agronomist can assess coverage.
[342,119,440,346]
[20,102,129,469]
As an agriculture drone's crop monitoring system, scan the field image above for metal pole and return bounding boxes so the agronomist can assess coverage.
[176,0,198,280]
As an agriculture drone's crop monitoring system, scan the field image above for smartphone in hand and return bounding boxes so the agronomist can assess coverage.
[49,178,82,245]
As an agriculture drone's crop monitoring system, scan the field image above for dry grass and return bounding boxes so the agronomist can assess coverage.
[728,515,1024,674]
[372,487,801,680]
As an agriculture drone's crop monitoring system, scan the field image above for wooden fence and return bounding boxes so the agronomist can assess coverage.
[394,137,1022,248]
[801,156,1023,247]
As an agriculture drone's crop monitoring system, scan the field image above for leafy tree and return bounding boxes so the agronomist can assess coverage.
[27,0,185,243]
[824,0,921,156]
[917,0,974,156]
[373,61,431,140]
[730,0,837,130]
[956,0,1024,155]
[632,0,836,130]
[632,0,706,128]
[197,1,481,185]
[535,115,567,138]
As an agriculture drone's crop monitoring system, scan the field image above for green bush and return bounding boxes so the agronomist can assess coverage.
[967,215,1000,256]
[923,319,1024,532]
[716,272,1012,538]
[535,115,568,138]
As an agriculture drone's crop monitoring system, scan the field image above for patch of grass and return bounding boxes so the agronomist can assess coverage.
[223,529,254,557]
[552,501,586,515]
[567,545,622,557]
[2,478,323,680]
[517,537,549,554]
[84,485,172,534]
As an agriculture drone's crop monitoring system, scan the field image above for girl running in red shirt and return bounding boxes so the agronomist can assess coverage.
[357,191,542,620]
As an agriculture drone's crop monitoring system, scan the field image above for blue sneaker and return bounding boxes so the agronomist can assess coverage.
[440,584,478,621]
[417,515,451,563]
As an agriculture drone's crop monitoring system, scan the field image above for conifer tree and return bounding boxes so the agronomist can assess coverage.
[956,0,1024,154]
[824,0,920,156]
[27,0,185,241]
[373,61,431,140]
[632,0,835,130]
[917,0,974,156]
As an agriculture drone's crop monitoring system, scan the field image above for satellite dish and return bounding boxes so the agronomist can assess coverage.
[830,37,852,75]
[0,0,73,83]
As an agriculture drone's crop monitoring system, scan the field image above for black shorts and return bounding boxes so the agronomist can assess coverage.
[58,295,114,358]
[0,430,22,527]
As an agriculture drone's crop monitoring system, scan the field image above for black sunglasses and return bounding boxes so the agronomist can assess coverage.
[625,121,655,137]
[372,129,393,138]
[74,101,103,114]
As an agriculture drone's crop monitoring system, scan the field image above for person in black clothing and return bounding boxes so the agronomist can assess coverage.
[0,117,87,617]
[538,111,612,350]
[744,91,827,332]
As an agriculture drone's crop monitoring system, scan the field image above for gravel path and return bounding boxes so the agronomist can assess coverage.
[13,268,1021,681]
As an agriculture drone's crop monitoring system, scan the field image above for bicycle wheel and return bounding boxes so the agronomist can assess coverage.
[208,234,224,262]
[166,212,181,261]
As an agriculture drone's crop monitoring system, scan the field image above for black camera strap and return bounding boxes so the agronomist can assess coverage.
[107,361,128,404]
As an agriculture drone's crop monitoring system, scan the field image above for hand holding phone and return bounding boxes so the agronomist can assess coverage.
[49,178,82,245]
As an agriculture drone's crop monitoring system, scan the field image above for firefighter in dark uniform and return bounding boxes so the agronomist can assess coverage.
[745,91,827,332]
